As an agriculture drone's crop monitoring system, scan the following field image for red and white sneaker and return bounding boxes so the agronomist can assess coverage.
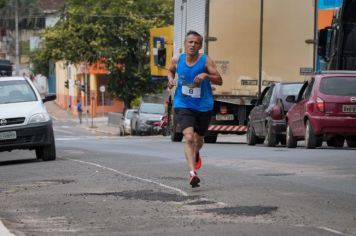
[189,171,200,188]
[195,152,202,170]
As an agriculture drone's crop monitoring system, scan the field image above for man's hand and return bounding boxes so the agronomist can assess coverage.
[167,78,176,89]
[193,73,207,85]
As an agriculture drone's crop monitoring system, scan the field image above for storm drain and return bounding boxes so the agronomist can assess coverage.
[201,206,278,217]
[78,190,198,202]
[258,173,295,177]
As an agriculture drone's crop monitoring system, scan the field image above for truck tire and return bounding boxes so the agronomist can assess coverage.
[346,139,356,148]
[286,123,297,148]
[171,132,183,142]
[204,135,217,143]
[246,124,257,145]
[266,122,277,147]
[327,137,344,148]
[36,133,56,161]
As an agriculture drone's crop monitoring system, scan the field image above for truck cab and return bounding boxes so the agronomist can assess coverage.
[318,0,356,70]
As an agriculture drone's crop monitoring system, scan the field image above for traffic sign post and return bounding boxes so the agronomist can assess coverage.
[100,85,105,117]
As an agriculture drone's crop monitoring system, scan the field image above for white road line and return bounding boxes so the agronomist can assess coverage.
[0,220,15,236]
[316,226,353,236]
[294,224,353,236]
[68,159,189,197]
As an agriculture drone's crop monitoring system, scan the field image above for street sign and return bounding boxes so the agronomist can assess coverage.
[300,67,314,76]
[100,85,106,93]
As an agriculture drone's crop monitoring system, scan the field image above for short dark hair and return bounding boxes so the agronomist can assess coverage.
[185,30,203,44]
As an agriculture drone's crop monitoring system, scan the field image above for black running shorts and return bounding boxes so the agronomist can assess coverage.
[174,108,212,136]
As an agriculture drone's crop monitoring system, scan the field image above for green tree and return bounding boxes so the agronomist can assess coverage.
[33,0,173,109]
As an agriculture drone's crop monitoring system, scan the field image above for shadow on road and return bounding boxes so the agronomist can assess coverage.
[0,158,39,166]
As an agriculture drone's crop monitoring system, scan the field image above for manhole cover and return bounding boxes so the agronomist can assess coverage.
[79,190,197,202]
[258,173,295,177]
[202,206,278,217]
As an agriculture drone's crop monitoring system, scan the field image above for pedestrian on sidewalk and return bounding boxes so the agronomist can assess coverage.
[77,100,83,124]
[167,30,223,188]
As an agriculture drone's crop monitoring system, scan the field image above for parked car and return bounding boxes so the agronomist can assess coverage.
[130,102,165,135]
[286,71,356,149]
[0,76,57,160]
[247,82,303,146]
[122,109,136,135]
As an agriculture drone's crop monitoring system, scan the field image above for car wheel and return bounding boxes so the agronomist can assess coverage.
[346,139,356,148]
[171,131,183,142]
[246,124,257,145]
[286,123,297,148]
[36,133,56,161]
[204,135,217,143]
[266,122,277,147]
[305,120,317,149]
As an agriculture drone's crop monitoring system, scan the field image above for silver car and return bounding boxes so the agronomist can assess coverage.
[130,102,165,135]
[122,109,136,135]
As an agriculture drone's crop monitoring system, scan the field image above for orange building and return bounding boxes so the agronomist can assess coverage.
[55,60,124,117]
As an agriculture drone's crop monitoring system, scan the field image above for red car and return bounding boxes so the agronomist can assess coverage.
[286,71,356,149]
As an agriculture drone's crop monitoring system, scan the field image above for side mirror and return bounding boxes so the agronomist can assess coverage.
[286,95,296,103]
[318,27,331,61]
[157,48,166,67]
[42,94,56,103]
[250,99,257,106]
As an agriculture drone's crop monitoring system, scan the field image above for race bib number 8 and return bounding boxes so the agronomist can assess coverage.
[182,84,201,98]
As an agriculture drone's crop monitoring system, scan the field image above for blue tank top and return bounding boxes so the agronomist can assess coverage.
[174,54,213,112]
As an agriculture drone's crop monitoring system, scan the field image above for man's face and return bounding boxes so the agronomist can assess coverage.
[184,34,202,56]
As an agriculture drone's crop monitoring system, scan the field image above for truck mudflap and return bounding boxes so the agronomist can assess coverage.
[208,125,247,133]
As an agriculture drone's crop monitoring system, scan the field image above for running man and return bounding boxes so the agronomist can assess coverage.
[167,30,223,187]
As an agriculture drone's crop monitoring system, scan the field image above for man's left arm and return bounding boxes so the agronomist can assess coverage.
[194,57,223,85]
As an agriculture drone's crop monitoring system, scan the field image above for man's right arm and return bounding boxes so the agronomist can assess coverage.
[167,55,178,89]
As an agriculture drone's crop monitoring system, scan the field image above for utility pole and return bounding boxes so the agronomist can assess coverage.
[84,61,89,123]
[15,0,20,75]
[258,0,264,97]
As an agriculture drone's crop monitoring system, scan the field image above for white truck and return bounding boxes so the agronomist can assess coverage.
[169,0,315,142]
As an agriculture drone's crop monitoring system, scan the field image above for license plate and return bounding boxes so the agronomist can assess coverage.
[342,105,356,113]
[0,131,16,140]
[216,114,234,121]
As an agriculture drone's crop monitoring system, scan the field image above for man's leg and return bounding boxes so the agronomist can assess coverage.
[193,133,204,157]
[183,127,195,172]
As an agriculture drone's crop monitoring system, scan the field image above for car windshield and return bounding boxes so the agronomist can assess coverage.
[281,83,303,96]
[0,80,37,104]
[140,103,165,114]
[320,77,356,96]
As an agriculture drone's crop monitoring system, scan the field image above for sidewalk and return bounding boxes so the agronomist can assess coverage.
[45,101,122,136]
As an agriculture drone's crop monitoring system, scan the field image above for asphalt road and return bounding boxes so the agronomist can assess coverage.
[0,119,355,236]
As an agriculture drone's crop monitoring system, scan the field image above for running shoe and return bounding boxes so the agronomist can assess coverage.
[189,172,200,188]
[195,152,202,170]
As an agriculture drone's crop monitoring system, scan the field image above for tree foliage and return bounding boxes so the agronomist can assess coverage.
[32,0,173,109]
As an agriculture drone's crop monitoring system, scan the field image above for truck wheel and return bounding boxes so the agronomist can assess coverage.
[333,137,345,148]
[346,139,356,148]
[204,135,217,143]
[278,135,286,145]
[36,133,56,161]
[327,137,344,148]
[266,123,277,147]
[286,123,297,148]
[171,132,183,142]
[246,124,257,145]
[305,120,317,149]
